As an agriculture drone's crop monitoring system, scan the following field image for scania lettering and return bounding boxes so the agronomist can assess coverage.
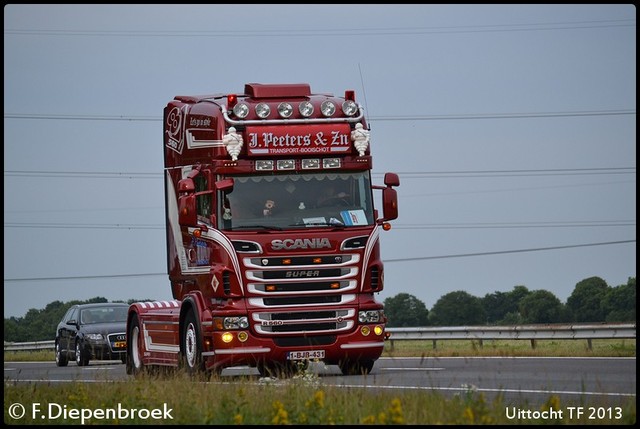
[126,83,399,377]
[271,238,331,250]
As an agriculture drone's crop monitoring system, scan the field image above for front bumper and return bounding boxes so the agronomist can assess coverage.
[201,324,386,370]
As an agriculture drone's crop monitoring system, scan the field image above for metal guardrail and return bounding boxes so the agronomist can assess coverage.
[4,340,55,352]
[4,323,635,352]
[386,323,636,350]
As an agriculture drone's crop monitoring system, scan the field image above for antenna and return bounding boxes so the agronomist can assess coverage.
[357,63,370,128]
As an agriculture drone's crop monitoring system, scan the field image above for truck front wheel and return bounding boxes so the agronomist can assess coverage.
[127,313,145,375]
[181,309,205,374]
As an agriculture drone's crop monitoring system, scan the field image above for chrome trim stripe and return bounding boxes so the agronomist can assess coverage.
[248,294,356,308]
[255,321,354,335]
[340,341,385,349]
[246,280,357,295]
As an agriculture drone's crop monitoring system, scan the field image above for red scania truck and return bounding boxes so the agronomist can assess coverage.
[126,83,399,377]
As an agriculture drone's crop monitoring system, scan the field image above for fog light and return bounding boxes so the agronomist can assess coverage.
[237,331,248,342]
[360,326,371,336]
[374,325,383,336]
[221,332,234,343]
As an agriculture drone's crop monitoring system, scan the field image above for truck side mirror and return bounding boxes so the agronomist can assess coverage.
[178,194,197,227]
[382,187,398,221]
[178,178,195,192]
[381,172,399,221]
[384,172,400,187]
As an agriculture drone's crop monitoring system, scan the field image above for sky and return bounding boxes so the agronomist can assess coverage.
[3,4,636,319]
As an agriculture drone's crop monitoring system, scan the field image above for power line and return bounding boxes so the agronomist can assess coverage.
[393,221,636,230]
[4,219,636,231]
[4,109,635,122]
[4,167,635,179]
[383,240,636,263]
[3,240,635,282]
[4,18,635,37]
[4,222,163,230]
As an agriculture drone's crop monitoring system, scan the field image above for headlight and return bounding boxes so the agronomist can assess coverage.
[299,101,314,117]
[255,103,271,118]
[223,316,249,329]
[342,100,358,116]
[86,333,104,341]
[321,100,336,117]
[358,310,383,323]
[277,102,293,118]
[233,103,249,118]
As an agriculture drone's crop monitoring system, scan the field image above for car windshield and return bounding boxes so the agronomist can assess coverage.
[80,307,128,324]
[218,171,375,230]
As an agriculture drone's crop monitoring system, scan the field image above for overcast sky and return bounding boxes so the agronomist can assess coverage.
[4,4,636,319]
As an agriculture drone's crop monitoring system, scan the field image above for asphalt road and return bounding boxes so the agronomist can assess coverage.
[4,356,635,407]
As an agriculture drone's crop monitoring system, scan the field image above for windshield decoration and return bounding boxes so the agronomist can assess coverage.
[351,123,370,157]
[223,127,243,161]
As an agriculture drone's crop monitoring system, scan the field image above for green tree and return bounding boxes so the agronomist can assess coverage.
[383,293,429,327]
[428,291,486,326]
[519,290,567,323]
[602,277,636,322]
[4,297,109,342]
[482,285,530,324]
[566,276,609,322]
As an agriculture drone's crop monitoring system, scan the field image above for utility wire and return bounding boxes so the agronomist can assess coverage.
[4,109,635,122]
[4,167,635,179]
[383,240,635,263]
[4,18,635,37]
[3,240,635,282]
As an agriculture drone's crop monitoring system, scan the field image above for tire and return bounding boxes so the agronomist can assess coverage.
[75,341,89,366]
[126,313,145,375]
[339,359,374,376]
[55,341,68,367]
[181,309,205,374]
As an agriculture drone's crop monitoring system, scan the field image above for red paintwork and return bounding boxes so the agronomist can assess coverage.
[128,83,396,373]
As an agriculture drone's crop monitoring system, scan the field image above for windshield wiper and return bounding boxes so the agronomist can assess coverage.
[291,218,346,228]
[227,225,283,231]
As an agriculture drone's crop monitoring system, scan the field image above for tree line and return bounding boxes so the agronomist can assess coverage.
[383,276,636,327]
[3,276,635,342]
[3,297,149,343]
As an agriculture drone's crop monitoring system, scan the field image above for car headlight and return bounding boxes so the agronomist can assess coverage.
[86,333,104,341]
[358,310,383,323]
[223,316,249,330]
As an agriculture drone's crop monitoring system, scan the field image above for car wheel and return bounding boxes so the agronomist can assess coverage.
[75,341,89,366]
[55,341,68,367]
[126,313,145,375]
[181,309,204,374]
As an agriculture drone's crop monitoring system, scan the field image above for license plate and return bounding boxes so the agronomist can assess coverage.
[113,341,126,349]
[287,350,325,360]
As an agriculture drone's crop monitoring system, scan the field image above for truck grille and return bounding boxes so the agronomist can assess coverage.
[243,253,360,336]
[253,309,354,335]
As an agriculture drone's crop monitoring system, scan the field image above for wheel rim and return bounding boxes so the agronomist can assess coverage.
[185,322,197,368]
[130,325,142,369]
[55,343,60,364]
[75,342,81,364]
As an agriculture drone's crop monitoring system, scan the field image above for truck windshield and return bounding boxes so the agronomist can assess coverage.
[218,171,375,230]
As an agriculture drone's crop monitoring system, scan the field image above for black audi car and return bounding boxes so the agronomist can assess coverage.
[55,302,129,366]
